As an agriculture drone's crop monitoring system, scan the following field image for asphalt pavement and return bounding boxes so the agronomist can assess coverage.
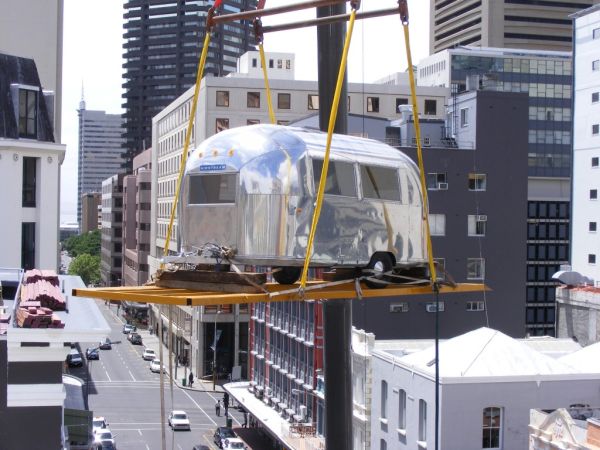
[67,300,267,450]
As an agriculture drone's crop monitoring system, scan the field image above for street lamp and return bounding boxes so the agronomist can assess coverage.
[212,308,221,391]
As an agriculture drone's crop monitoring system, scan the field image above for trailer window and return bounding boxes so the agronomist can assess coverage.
[360,165,401,201]
[188,174,236,204]
[312,159,357,197]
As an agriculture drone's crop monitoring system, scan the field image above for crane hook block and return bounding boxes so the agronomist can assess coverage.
[253,19,264,45]
[398,0,409,25]
[350,0,361,11]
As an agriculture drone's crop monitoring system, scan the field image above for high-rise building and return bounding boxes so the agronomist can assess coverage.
[121,0,257,169]
[430,0,599,55]
[101,174,125,287]
[571,4,600,282]
[81,192,101,234]
[77,97,125,227]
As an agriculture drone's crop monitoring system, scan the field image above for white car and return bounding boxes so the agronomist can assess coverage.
[222,438,247,449]
[92,416,108,435]
[168,410,191,431]
[142,348,156,361]
[93,428,116,448]
[150,358,166,373]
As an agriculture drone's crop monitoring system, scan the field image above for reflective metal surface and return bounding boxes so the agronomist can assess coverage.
[180,124,427,268]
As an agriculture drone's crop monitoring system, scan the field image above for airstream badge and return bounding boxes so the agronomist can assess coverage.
[199,164,226,171]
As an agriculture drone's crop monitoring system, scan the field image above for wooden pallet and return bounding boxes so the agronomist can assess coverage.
[155,267,267,294]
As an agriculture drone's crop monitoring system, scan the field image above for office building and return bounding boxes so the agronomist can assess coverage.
[0,0,63,141]
[430,0,600,55]
[81,192,101,234]
[0,54,65,271]
[570,4,600,282]
[122,0,257,169]
[100,174,125,287]
[77,97,125,228]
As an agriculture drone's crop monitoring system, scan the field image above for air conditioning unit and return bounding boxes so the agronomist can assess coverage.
[438,182,448,190]
[390,303,408,313]
[426,303,445,313]
[476,214,488,221]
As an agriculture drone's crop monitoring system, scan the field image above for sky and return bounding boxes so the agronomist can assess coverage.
[60,0,430,223]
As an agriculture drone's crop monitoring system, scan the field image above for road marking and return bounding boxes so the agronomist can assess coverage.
[105,369,111,382]
[177,445,182,450]
[180,388,217,426]
[146,445,150,450]
[138,429,143,436]
[129,370,136,381]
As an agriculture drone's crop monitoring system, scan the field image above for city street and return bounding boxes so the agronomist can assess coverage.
[68,302,247,450]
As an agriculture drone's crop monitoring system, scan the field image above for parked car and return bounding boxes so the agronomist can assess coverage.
[86,348,100,360]
[92,416,108,435]
[213,427,236,449]
[168,410,191,431]
[142,349,156,361]
[192,446,210,450]
[99,338,112,350]
[128,332,142,345]
[222,438,247,450]
[93,429,116,448]
[150,358,166,373]
[122,324,136,334]
[66,350,83,367]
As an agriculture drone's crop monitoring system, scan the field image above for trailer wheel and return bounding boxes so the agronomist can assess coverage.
[272,267,302,285]
[364,253,394,289]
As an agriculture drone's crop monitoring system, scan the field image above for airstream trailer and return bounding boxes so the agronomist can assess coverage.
[179,124,428,284]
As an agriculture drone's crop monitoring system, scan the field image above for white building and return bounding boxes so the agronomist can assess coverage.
[570,4,600,283]
[370,327,600,450]
[0,54,65,271]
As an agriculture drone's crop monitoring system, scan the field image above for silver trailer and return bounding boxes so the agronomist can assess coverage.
[179,124,428,284]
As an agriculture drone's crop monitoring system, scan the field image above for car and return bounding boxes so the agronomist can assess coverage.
[128,332,142,345]
[93,428,116,449]
[122,324,136,334]
[142,348,156,361]
[213,427,236,448]
[150,358,166,373]
[222,438,247,450]
[92,416,108,435]
[86,348,100,360]
[167,410,191,431]
[192,446,210,450]
[99,338,112,350]
[66,350,83,367]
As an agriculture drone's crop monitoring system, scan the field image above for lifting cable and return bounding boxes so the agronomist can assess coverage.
[299,4,358,289]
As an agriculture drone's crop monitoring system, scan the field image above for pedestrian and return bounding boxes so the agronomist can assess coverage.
[223,393,229,416]
[215,399,221,416]
[188,371,194,388]
[242,411,248,428]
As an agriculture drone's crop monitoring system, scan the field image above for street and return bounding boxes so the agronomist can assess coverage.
[68,301,248,450]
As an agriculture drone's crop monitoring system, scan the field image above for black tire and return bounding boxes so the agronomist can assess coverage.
[363,253,394,289]
[272,266,302,285]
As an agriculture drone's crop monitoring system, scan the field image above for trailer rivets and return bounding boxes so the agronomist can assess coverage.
[228,148,235,157]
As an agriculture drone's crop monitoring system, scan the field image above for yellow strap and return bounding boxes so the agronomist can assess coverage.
[258,43,276,125]
[162,32,212,266]
[402,23,438,284]
[299,9,357,289]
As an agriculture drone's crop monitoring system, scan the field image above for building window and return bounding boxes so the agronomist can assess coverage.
[398,389,407,430]
[594,28,600,39]
[482,407,502,449]
[468,173,487,191]
[269,59,274,69]
[427,172,447,190]
[247,119,260,125]
[247,92,260,108]
[468,215,487,236]
[429,214,446,236]
[396,98,408,112]
[591,189,598,200]
[380,440,387,450]
[424,99,437,115]
[252,58,257,68]
[380,380,388,419]
[593,157,599,167]
[593,60,600,71]
[425,302,445,312]
[460,108,469,127]
[216,90,229,107]
[308,94,319,110]
[390,302,409,313]
[466,301,485,311]
[18,89,38,138]
[589,254,596,264]
[22,157,37,208]
[277,120,289,126]
[590,222,597,232]
[593,124,599,135]
[21,222,35,270]
[593,92,599,103]
[278,93,291,109]
[418,399,427,443]
[367,97,380,112]
[467,258,485,280]
[215,118,229,133]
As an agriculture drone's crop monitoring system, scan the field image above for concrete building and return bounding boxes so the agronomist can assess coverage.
[100,174,125,287]
[430,0,600,55]
[122,148,152,287]
[530,408,600,450]
[0,0,63,141]
[77,97,125,228]
[418,46,573,336]
[0,54,65,272]
[571,4,600,283]
[370,327,600,450]
[556,285,600,346]
[122,0,257,169]
[80,192,101,234]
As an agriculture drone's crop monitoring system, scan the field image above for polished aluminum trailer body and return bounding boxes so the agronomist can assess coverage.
[180,124,427,268]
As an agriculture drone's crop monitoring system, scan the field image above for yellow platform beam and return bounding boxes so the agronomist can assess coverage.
[72,281,489,307]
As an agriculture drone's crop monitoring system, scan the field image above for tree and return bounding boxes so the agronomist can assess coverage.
[64,230,101,258]
[68,253,101,286]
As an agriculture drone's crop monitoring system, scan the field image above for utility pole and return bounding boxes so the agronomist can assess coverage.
[316,3,353,449]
